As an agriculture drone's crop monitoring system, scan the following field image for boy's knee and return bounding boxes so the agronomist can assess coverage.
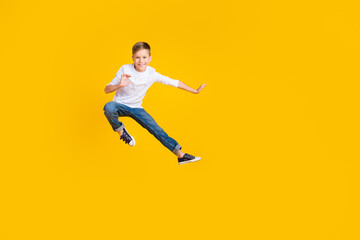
[103,102,116,114]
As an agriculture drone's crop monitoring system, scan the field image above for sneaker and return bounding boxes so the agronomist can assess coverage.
[178,153,201,165]
[120,128,135,146]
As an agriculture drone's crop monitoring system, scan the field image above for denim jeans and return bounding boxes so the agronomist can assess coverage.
[103,101,182,154]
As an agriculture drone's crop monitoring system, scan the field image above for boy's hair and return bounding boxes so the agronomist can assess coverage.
[132,42,151,56]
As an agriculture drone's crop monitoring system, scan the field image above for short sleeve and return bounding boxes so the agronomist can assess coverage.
[154,71,179,87]
[107,65,124,86]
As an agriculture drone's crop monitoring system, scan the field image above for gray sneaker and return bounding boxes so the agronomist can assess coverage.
[178,153,201,165]
[120,128,135,146]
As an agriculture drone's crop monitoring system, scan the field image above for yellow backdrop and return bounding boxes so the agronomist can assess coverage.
[1,0,359,239]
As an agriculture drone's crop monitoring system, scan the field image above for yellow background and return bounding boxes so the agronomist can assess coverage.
[1,0,359,239]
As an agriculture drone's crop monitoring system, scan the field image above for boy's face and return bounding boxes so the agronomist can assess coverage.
[132,49,152,72]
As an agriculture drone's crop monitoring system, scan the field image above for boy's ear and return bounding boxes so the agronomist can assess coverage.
[149,55,152,62]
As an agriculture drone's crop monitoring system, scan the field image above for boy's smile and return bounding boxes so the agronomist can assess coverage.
[132,49,152,72]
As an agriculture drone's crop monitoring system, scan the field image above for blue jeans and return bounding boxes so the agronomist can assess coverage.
[103,101,182,154]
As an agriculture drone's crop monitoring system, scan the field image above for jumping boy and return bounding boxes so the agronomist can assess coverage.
[103,42,206,165]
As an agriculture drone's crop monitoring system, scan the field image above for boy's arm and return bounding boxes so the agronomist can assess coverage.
[104,84,121,94]
[177,81,206,94]
[104,74,132,94]
[153,71,206,94]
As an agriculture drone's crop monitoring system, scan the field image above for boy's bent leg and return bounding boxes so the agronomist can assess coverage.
[131,108,181,154]
[103,101,131,132]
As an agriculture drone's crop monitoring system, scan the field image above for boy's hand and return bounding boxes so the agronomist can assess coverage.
[118,74,132,88]
[195,84,207,94]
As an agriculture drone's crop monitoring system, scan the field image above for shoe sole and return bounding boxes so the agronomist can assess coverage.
[178,157,201,165]
[128,133,135,146]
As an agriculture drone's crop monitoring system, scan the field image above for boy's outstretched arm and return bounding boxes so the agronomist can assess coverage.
[177,81,206,94]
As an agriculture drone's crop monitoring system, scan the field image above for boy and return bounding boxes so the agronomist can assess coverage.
[103,42,206,165]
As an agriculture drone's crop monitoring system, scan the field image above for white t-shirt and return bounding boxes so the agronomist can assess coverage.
[106,63,179,108]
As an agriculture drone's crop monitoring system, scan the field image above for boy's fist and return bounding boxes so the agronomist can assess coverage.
[119,74,132,88]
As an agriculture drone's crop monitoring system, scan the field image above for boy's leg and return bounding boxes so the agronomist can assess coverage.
[130,108,182,155]
[103,101,131,132]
